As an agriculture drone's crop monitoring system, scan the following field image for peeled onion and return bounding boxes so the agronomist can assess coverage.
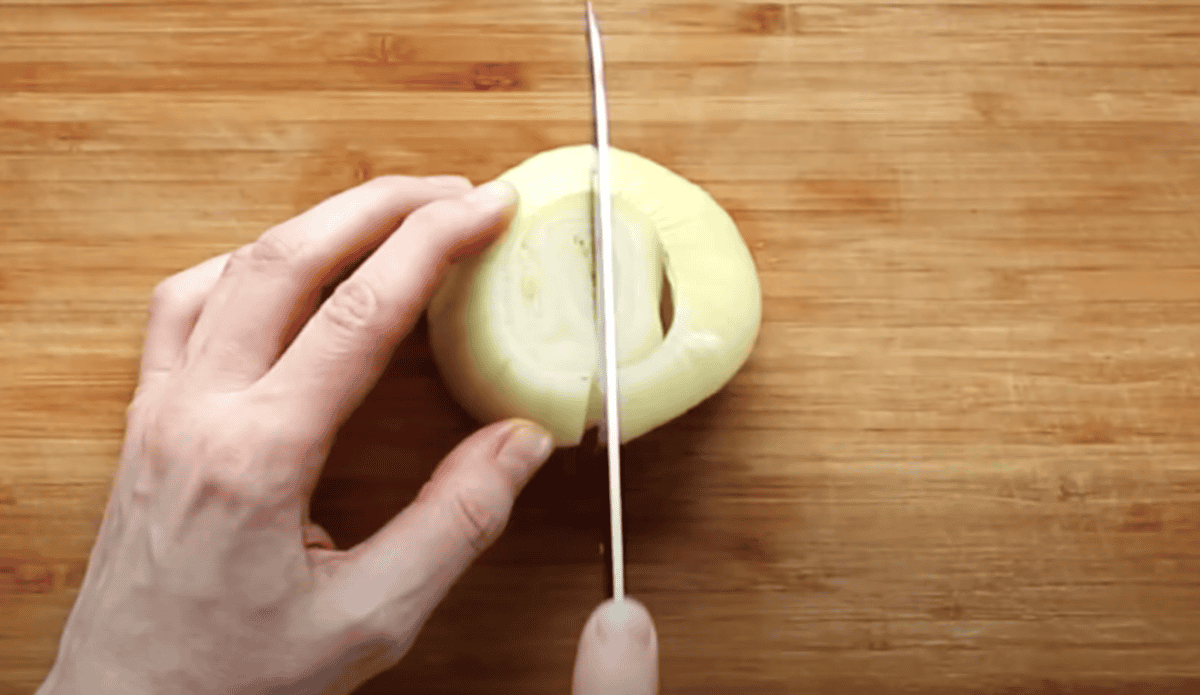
[427,145,761,445]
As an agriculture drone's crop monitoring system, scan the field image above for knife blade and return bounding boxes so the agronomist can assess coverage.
[585,0,625,602]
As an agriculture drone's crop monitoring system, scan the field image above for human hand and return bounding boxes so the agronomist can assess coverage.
[36,174,657,694]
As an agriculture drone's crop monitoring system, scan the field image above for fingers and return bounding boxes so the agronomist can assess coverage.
[572,598,659,695]
[139,252,231,387]
[183,175,474,387]
[257,179,516,433]
[323,419,552,629]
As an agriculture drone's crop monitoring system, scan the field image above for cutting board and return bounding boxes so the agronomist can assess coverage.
[3,1,1200,693]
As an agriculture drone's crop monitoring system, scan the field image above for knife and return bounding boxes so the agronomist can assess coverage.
[585,1,626,602]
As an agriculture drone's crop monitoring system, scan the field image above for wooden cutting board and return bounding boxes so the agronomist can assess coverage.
[3,1,1200,693]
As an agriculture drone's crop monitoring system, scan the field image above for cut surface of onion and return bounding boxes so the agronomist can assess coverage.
[428,144,762,445]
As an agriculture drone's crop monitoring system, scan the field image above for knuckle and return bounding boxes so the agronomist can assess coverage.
[400,199,476,266]
[193,459,263,506]
[146,398,304,504]
[145,395,196,456]
[320,277,388,338]
[450,481,509,553]
[188,433,296,507]
[226,228,309,277]
[410,197,474,232]
[148,276,186,317]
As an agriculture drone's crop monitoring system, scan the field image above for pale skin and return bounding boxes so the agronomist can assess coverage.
[36,175,658,695]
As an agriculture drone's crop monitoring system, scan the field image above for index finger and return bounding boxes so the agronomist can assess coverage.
[255,179,517,432]
[182,174,473,387]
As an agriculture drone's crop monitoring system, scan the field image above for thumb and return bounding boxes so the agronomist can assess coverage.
[323,419,555,631]
[572,598,659,695]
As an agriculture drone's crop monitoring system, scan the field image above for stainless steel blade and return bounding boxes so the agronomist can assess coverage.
[585,0,625,601]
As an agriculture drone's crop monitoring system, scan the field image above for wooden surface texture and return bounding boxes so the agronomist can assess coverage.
[4,1,1200,693]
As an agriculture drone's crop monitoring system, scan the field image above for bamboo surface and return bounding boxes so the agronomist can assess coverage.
[4,1,1200,693]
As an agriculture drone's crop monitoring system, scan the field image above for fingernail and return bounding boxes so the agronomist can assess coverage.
[425,175,473,189]
[501,423,554,469]
[594,598,655,647]
[464,179,517,211]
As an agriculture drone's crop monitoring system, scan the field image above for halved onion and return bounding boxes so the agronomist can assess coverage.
[427,145,761,445]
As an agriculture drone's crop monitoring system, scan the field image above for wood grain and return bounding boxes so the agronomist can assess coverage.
[4,1,1200,693]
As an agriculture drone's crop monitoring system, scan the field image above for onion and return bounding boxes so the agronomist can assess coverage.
[428,145,761,445]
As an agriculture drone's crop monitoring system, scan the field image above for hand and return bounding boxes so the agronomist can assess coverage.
[37,175,657,694]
